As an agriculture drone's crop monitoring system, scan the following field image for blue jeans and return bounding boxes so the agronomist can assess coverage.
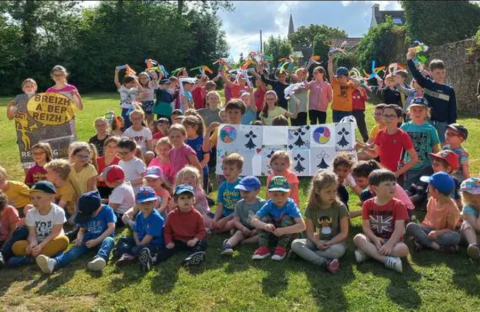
[114,236,163,256]
[332,110,352,123]
[121,108,132,129]
[404,168,424,190]
[54,237,115,269]
[0,226,28,261]
[430,121,448,143]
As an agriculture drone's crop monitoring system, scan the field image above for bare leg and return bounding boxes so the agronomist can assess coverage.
[241,234,259,244]
[353,234,387,263]
[226,231,246,248]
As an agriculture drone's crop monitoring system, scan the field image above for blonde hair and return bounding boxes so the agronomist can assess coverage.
[462,192,480,212]
[104,136,121,148]
[68,142,98,169]
[51,65,68,78]
[206,91,222,109]
[44,159,71,180]
[168,123,187,137]
[307,170,340,208]
[222,153,244,170]
[129,109,145,120]
[22,78,37,88]
[156,137,173,150]
[32,142,53,163]
[174,166,202,191]
[94,117,109,128]
[269,151,291,167]
[0,166,6,180]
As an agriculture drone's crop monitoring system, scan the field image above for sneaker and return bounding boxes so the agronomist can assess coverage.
[271,246,286,261]
[87,257,106,271]
[221,239,234,256]
[354,249,367,263]
[411,238,424,252]
[252,246,270,260]
[325,259,340,274]
[467,244,480,260]
[182,251,206,268]
[384,256,402,273]
[288,250,298,260]
[139,247,154,273]
[36,255,56,274]
[115,253,136,266]
[0,252,5,269]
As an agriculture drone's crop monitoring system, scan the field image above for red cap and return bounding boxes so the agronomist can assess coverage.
[429,150,459,170]
[102,165,125,183]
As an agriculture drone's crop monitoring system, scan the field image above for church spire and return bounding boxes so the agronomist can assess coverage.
[288,11,294,38]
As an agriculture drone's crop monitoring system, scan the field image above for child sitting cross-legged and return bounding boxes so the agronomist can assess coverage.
[114,186,164,267]
[353,169,409,273]
[103,165,135,228]
[290,170,349,274]
[139,184,207,272]
[251,176,306,261]
[459,178,480,259]
[36,190,116,273]
[221,176,266,256]
[406,172,460,253]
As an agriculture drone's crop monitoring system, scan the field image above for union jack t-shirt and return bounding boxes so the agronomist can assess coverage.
[362,198,408,240]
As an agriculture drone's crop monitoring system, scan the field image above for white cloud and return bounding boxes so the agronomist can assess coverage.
[341,1,401,10]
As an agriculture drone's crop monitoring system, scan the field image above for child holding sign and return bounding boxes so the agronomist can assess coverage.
[47,65,83,111]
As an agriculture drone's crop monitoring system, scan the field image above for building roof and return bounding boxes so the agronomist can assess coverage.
[288,13,295,38]
[376,10,405,25]
[330,38,362,48]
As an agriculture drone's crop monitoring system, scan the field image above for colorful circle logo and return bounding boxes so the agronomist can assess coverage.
[220,126,237,143]
[313,126,331,144]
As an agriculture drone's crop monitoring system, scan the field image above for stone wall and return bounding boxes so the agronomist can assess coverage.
[428,38,480,115]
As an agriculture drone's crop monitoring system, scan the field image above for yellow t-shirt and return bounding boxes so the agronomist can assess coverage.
[368,124,385,142]
[209,127,219,147]
[69,164,97,196]
[55,180,76,215]
[260,106,287,126]
[5,180,31,209]
[331,79,355,112]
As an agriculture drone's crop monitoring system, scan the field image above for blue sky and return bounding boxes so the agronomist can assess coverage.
[80,1,403,61]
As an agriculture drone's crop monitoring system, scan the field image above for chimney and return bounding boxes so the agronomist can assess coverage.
[371,4,380,28]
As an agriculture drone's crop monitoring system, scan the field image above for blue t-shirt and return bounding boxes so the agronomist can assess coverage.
[463,205,479,218]
[256,198,302,222]
[401,122,440,170]
[186,136,209,176]
[241,108,256,125]
[80,205,117,242]
[217,178,241,216]
[135,209,165,247]
[443,145,469,182]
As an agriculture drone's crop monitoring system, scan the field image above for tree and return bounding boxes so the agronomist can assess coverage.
[401,1,480,46]
[289,24,347,47]
[264,36,293,68]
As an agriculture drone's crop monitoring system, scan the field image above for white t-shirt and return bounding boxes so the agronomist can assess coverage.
[109,181,136,214]
[118,86,138,109]
[342,174,357,188]
[25,203,66,243]
[123,127,152,152]
[119,157,146,192]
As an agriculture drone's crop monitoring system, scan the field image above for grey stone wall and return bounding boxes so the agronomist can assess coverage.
[428,38,480,115]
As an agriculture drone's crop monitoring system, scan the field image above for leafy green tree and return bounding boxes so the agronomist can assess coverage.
[289,24,347,47]
[264,36,293,67]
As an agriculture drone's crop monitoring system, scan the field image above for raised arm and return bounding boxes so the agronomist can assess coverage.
[327,52,335,81]
[114,68,122,89]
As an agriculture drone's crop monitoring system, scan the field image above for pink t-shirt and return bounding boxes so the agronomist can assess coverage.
[25,164,47,186]
[394,183,415,211]
[46,84,78,93]
[306,80,332,112]
[0,205,20,242]
[169,144,197,178]
[148,158,174,185]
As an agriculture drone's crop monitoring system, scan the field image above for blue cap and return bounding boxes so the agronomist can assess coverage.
[235,176,261,192]
[145,166,164,179]
[136,186,158,203]
[174,184,195,196]
[268,176,290,193]
[75,190,102,224]
[420,172,455,195]
[336,67,349,77]
[410,97,429,108]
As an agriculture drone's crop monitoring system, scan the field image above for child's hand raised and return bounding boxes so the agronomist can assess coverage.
[406,48,416,60]
[208,122,220,132]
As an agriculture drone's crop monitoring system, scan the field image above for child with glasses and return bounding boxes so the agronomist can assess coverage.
[117,137,146,193]
[443,124,469,182]
[68,142,98,197]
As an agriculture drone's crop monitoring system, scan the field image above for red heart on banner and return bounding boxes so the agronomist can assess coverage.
[256,148,262,154]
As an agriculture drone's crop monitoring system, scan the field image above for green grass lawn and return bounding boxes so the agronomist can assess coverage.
[1,93,480,311]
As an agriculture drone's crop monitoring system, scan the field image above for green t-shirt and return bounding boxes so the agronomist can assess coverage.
[234,197,266,229]
[305,201,349,241]
[260,106,287,125]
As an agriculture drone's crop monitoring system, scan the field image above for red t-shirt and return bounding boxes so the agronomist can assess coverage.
[97,156,120,187]
[352,88,367,111]
[374,129,414,172]
[0,205,20,242]
[192,87,206,110]
[254,88,266,112]
[25,164,47,187]
[164,208,206,244]
[362,198,408,240]
[153,132,165,140]
[230,83,247,99]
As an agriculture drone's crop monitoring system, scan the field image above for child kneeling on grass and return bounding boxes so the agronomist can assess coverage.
[221,176,266,256]
[353,169,409,273]
[36,190,116,273]
[406,172,460,253]
[250,176,306,261]
[114,186,164,267]
[290,170,349,274]
[139,184,206,272]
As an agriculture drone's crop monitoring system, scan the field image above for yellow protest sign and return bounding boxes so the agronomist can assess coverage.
[27,93,75,126]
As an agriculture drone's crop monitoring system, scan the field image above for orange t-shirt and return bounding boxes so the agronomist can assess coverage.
[422,197,460,230]
[331,79,355,112]
[267,170,300,206]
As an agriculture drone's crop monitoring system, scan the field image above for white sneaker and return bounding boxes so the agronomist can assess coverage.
[36,255,55,274]
[354,249,367,263]
[384,256,402,273]
[87,257,106,271]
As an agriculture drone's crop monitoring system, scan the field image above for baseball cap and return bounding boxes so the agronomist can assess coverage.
[268,176,290,193]
[136,186,158,203]
[429,150,459,170]
[336,67,349,77]
[461,178,480,195]
[235,176,261,192]
[174,184,195,196]
[75,190,102,224]
[102,165,125,183]
[447,123,468,140]
[145,166,164,179]
[409,97,428,108]
[420,172,455,195]
[30,181,56,194]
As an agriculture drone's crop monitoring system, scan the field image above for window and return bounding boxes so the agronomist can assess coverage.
[393,17,403,24]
